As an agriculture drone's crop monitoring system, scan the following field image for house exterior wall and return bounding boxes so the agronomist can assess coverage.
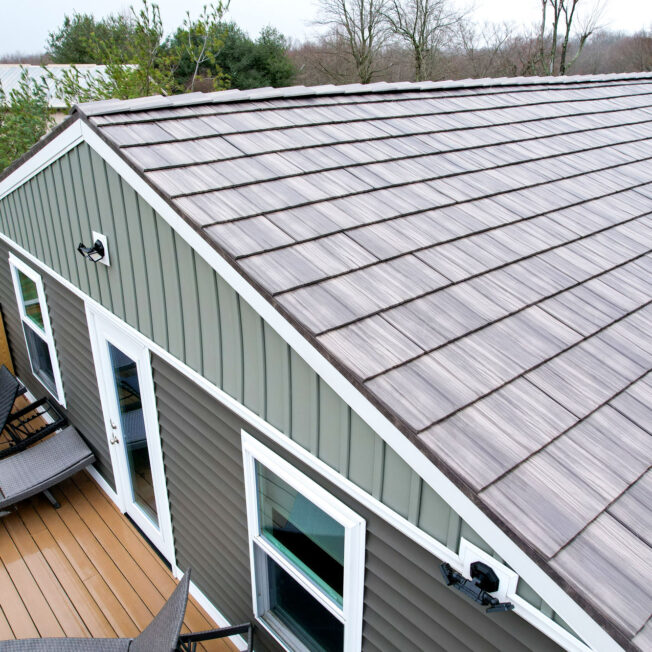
[152,353,564,652]
[0,240,114,488]
[0,140,577,645]
[0,141,477,553]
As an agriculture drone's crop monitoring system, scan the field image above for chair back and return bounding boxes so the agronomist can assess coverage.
[130,570,191,652]
[0,365,19,433]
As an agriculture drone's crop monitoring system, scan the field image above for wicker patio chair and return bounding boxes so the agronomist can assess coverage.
[0,365,67,460]
[0,365,24,434]
[0,425,94,516]
[0,570,254,652]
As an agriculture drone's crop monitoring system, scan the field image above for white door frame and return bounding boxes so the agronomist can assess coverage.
[86,304,175,564]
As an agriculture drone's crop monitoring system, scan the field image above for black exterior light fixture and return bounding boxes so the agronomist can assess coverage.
[77,232,110,266]
[77,239,105,262]
[440,561,514,613]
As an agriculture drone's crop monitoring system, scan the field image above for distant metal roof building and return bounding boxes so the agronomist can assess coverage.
[0,64,109,109]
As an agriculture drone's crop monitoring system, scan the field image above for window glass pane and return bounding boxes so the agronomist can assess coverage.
[17,270,44,330]
[108,343,159,526]
[256,462,344,603]
[264,553,344,652]
[24,325,55,393]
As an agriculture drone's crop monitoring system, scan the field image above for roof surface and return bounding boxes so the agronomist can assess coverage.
[77,74,652,650]
[0,64,109,109]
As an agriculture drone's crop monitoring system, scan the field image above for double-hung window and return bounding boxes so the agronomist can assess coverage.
[9,255,66,405]
[243,433,365,652]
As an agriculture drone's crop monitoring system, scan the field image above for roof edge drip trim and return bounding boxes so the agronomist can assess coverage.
[73,72,652,116]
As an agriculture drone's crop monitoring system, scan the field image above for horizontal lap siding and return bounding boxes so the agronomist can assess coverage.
[152,354,563,652]
[0,241,114,489]
[44,277,114,489]
[150,356,257,636]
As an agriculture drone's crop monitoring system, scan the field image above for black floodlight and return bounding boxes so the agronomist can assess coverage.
[77,239,105,263]
[440,562,514,613]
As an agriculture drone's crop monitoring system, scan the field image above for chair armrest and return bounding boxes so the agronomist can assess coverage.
[177,623,253,651]
[9,397,48,419]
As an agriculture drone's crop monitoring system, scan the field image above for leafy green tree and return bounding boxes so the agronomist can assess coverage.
[47,12,137,64]
[0,69,53,173]
[49,1,236,104]
[171,22,296,90]
[49,1,179,104]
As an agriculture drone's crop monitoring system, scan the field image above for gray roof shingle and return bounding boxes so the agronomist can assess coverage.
[74,74,652,651]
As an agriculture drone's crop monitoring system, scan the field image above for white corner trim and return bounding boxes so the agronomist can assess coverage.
[0,120,83,200]
[512,595,594,652]
[0,124,622,652]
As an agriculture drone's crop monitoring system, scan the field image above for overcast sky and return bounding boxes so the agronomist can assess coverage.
[0,0,650,56]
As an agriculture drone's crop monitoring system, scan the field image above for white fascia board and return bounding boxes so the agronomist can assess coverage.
[0,120,83,200]
[0,121,622,652]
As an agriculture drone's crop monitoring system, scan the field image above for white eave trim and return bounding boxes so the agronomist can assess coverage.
[0,118,623,652]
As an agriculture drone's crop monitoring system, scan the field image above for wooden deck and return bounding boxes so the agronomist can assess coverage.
[0,469,236,650]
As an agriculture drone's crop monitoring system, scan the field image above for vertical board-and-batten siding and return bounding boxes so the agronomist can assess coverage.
[0,240,114,487]
[152,354,564,652]
[0,142,570,627]
[0,142,472,549]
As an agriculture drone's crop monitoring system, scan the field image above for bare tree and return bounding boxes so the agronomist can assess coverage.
[316,0,389,83]
[455,20,514,78]
[383,0,464,80]
[560,0,604,73]
[538,0,604,75]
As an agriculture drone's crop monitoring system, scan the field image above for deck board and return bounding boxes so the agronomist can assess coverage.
[0,471,235,650]
[3,514,88,637]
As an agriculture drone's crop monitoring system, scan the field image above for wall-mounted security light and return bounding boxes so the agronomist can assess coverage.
[440,561,514,613]
[77,231,110,266]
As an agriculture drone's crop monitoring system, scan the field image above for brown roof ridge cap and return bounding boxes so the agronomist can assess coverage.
[72,72,652,117]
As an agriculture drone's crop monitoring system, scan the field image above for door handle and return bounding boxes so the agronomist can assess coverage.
[110,434,119,445]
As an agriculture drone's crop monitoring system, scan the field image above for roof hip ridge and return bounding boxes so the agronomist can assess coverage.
[73,71,652,116]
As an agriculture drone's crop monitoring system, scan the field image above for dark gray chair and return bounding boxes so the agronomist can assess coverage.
[0,365,67,460]
[0,570,254,652]
[0,425,94,516]
[0,572,190,651]
[0,365,22,434]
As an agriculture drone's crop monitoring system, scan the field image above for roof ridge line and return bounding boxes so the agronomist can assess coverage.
[74,72,652,117]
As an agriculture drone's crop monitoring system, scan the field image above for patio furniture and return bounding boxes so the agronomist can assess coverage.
[0,425,94,516]
[0,365,68,460]
[0,570,254,651]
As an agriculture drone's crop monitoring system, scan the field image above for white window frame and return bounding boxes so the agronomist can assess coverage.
[9,254,66,406]
[242,431,365,652]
